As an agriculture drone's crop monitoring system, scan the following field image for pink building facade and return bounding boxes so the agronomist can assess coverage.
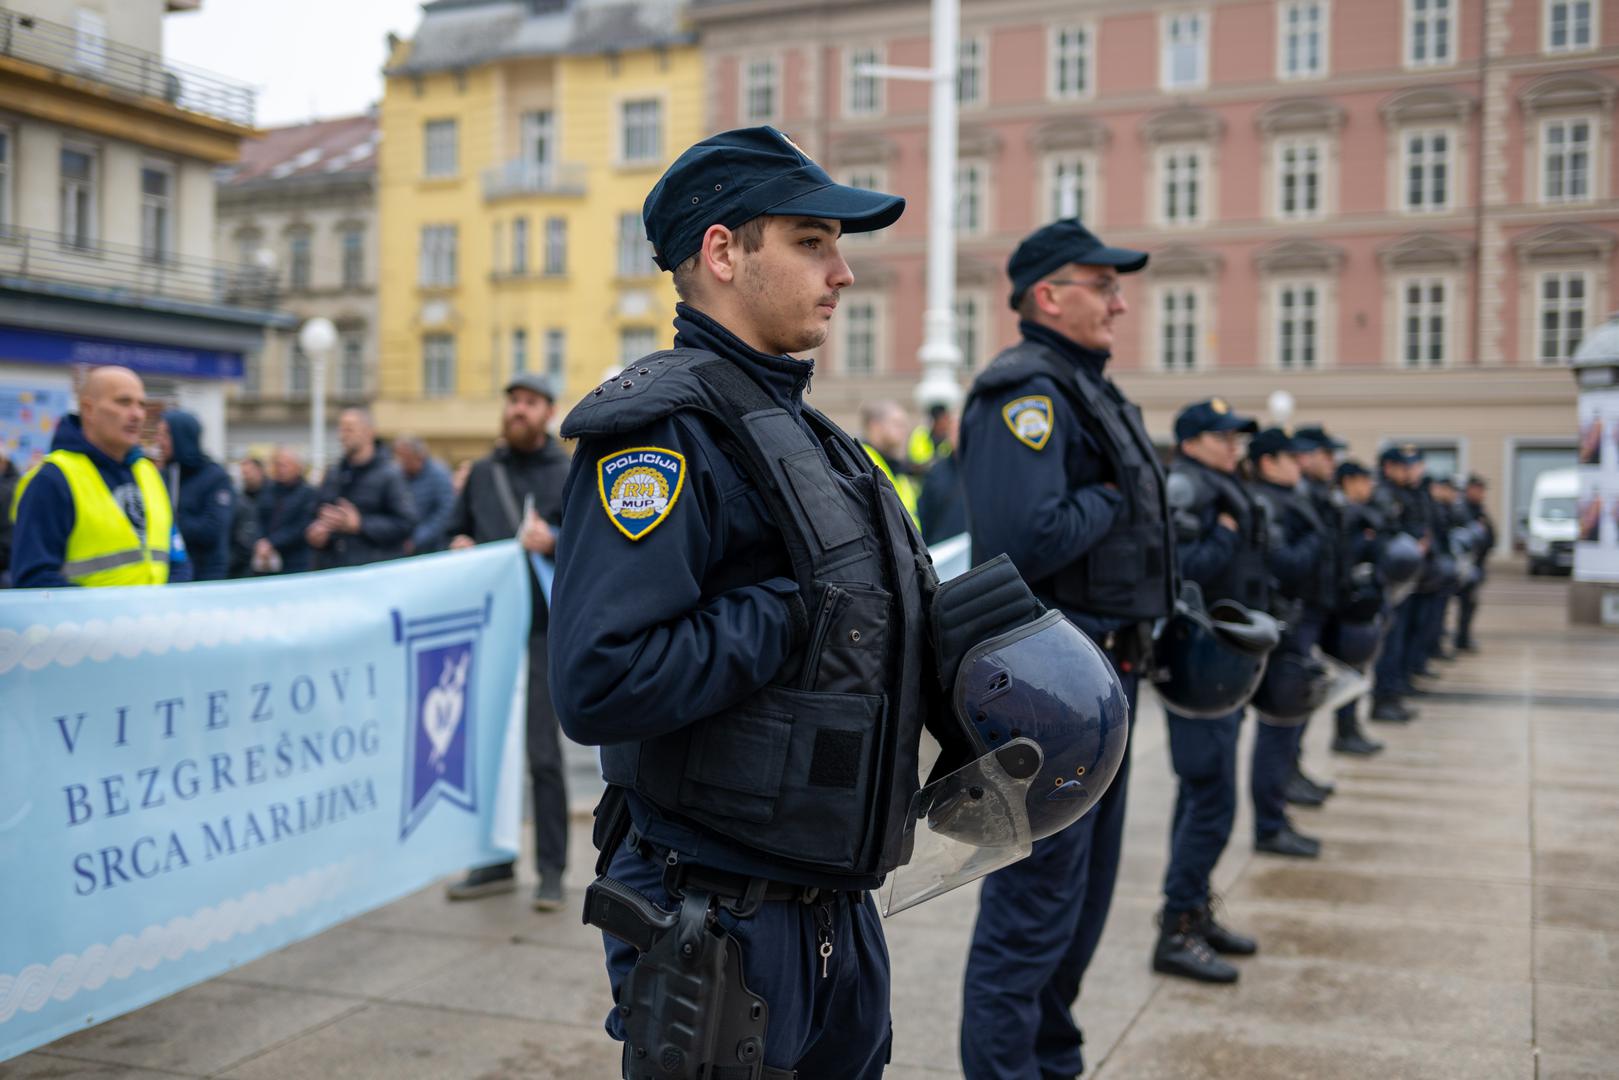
[691,0,1619,538]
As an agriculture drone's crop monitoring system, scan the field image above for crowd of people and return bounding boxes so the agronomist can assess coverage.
[3,121,1507,1080]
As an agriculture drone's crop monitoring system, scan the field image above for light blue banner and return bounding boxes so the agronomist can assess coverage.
[0,543,532,1061]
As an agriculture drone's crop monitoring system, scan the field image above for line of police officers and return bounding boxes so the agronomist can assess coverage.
[546,128,1493,1080]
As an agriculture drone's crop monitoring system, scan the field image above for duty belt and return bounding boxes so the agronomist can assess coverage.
[628,828,846,911]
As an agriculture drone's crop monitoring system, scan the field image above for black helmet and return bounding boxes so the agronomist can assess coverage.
[1152,585,1281,720]
[1250,650,1330,724]
[886,558,1129,915]
[1322,616,1381,668]
[1338,563,1384,623]
[1379,533,1423,605]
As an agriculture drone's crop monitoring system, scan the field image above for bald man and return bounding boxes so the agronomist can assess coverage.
[10,366,190,587]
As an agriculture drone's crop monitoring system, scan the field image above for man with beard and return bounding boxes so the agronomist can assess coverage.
[442,372,573,909]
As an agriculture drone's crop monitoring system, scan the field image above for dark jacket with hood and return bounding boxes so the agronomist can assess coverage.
[11,414,193,588]
[259,476,319,573]
[311,442,417,568]
[162,410,235,582]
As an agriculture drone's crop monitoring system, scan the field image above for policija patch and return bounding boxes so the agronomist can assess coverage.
[598,447,686,541]
[1002,396,1054,451]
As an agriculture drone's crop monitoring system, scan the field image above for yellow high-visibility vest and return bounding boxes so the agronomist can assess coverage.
[11,449,173,586]
[908,425,951,468]
[862,442,920,525]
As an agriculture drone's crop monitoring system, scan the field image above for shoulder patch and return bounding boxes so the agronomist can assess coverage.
[1001,395,1054,451]
[597,447,686,541]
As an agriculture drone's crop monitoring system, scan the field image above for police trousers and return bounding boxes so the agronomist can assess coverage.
[1163,708,1243,915]
[599,840,891,1079]
[1373,598,1413,700]
[1251,615,1321,839]
[959,665,1140,1080]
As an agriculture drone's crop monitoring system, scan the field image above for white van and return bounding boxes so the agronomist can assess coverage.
[1525,467,1579,575]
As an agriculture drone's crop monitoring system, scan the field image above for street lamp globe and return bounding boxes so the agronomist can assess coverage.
[299,316,337,358]
[298,317,338,475]
[1267,389,1296,428]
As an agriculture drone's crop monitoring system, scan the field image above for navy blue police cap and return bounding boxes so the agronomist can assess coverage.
[1007,219,1149,310]
[1174,398,1259,442]
[1378,443,1423,466]
[1248,427,1308,462]
[1335,460,1371,482]
[1292,424,1345,452]
[641,126,905,272]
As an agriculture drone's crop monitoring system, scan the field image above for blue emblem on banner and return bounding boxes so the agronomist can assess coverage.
[395,597,493,840]
[598,447,686,541]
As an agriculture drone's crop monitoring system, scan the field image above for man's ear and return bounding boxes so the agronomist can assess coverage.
[702,223,740,285]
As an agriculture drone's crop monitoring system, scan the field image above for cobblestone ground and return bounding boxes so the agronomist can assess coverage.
[9,568,1618,1079]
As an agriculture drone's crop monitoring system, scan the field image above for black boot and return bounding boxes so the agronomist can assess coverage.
[1370,698,1414,723]
[1296,767,1335,799]
[1333,712,1384,755]
[1153,910,1239,983]
[1255,825,1321,858]
[1284,773,1326,807]
[445,860,517,900]
[1196,899,1258,956]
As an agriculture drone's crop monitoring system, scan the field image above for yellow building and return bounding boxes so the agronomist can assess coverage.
[377,0,704,461]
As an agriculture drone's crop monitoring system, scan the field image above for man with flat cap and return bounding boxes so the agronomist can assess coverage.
[956,220,1174,1076]
[443,372,573,910]
[1153,400,1268,984]
[548,126,931,1078]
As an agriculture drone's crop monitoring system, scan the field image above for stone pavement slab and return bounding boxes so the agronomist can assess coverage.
[9,568,1616,1079]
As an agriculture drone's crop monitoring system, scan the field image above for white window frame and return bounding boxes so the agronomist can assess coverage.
[1154,283,1208,372]
[59,142,99,250]
[1049,23,1095,101]
[839,295,885,377]
[845,46,885,118]
[511,216,529,275]
[139,160,175,263]
[1160,11,1209,92]
[620,327,657,367]
[1157,145,1209,227]
[1404,0,1456,69]
[1397,275,1453,368]
[619,98,664,165]
[616,211,657,278]
[0,126,13,234]
[1544,0,1597,54]
[1539,116,1595,205]
[340,226,364,289]
[743,55,780,124]
[288,342,311,397]
[544,215,567,274]
[418,224,458,288]
[521,110,555,177]
[1277,0,1329,80]
[1534,269,1590,363]
[423,119,458,178]
[287,229,313,291]
[339,331,365,395]
[511,327,529,375]
[1273,279,1326,370]
[954,290,989,374]
[1043,151,1099,224]
[957,33,988,108]
[544,328,566,380]
[1274,136,1326,221]
[423,334,456,396]
[955,160,989,236]
[1400,127,1455,213]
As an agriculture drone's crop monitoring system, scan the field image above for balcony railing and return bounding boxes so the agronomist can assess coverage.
[0,9,256,128]
[0,226,280,311]
[481,160,588,200]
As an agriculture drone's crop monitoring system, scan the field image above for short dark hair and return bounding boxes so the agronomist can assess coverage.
[671,216,771,301]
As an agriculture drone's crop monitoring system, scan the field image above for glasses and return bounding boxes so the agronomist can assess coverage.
[1043,276,1124,299]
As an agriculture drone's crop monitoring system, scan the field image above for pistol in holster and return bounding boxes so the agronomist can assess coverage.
[584,874,785,1080]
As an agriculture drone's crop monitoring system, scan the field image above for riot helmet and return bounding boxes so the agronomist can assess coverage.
[1151,583,1281,719]
[1379,533,1423,605]
[1338,561,1384,623]
[1322,616,1382,668]
[1252,648,1370,726]
[884,557,1128,916]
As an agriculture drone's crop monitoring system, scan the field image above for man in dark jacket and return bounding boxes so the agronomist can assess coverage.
[393,435,456,555]
[158,410,235,582]
[255,447,318,574]
[1455,474,1496,651]
[306,408,417,569]
[442,373,573,909]
[0,456,18,585]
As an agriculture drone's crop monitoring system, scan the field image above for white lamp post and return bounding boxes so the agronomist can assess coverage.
[298,316,337,473]
[1267,389,1296,429]
[858,0,963,412]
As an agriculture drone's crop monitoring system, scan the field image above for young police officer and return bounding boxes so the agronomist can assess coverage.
[956,221,1173,1077]
[1159,400,1266,983]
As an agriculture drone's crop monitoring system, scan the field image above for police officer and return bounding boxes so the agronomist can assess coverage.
[1455,474,1496,651]
[1328,460,1386,755]
[956,219,1174,1073]
[1422,474,1466,662]
[1157,399,1265,982]
[1369,446,1426,723]
[1245,428,1333,855]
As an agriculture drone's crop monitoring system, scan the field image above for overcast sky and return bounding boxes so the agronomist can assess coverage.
[164,0,427,128]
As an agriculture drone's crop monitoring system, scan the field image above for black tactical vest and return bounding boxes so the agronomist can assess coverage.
[560,349,936,879]
[1171,456,1270,612]
[1299,479,1342,612]
[1250,480,1337,613]
[967,341,1175,621]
